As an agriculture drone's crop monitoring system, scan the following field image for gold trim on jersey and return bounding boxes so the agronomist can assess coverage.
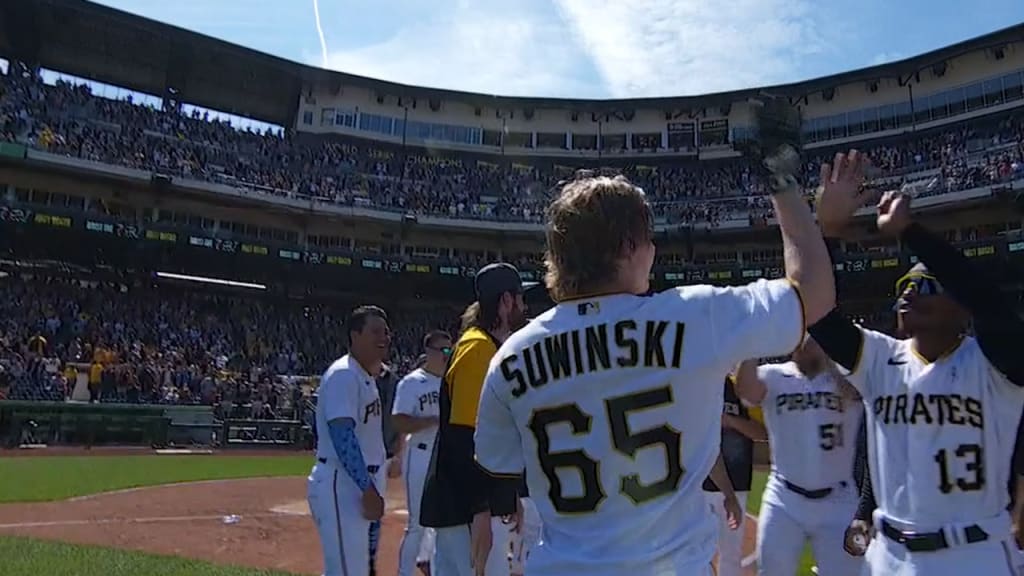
[850,330,866,376]
[554,290,632,304]
[909,335,965,365]
[784,277,807,357]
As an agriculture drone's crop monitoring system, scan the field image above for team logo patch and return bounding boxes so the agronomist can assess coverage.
[577,301,600,316]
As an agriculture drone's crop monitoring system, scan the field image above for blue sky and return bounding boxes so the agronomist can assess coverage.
[93,0,1024,99]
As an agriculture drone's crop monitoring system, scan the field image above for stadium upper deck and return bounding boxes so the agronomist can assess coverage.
[2,0,1023,154]
[0,0,1022,270]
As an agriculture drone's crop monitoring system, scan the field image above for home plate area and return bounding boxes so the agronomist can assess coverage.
[0,475,760,575]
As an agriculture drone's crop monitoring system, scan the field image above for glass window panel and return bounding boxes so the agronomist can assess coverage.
[983,78,1004,106]
[829,114,847,139]
[929,93,949,120]
[878,104,896,131]
[947,87,966,115]
[894,101,913,128]
[847,109,865,136]
[965,82,984,111]
[862,107,881,133]
[1003,72,1023,102]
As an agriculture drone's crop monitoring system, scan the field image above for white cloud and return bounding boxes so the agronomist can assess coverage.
[870,52,906,66]
[554,0,831,98]
[318,0,602,98]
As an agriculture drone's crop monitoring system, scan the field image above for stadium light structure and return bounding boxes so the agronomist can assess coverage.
[154,271,267,290]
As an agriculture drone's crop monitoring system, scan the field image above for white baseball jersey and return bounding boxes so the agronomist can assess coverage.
[844,331,1024,527]
[758,363,862,490]
[392,367,442,448]
[475,279,805,576]
[315,354,386,469]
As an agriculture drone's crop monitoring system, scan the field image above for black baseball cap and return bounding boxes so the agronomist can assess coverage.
[474,263,537,303]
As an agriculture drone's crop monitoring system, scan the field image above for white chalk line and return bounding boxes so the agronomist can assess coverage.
[66,476,297,502]
[741,512,758,568]
[60,480,761,566]
[0,512,290,530]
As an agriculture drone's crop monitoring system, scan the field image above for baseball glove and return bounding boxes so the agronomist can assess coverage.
[746,94,803,195]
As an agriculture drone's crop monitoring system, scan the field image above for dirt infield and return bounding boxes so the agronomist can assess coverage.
[0,448,760,575]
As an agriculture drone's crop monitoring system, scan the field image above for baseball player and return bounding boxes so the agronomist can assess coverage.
[420,262,531,576]
[307,305,391,576]
[393,330,452,576]
[734,338,864,576]
[809,189,1024,575]
[848,391,1024,567]
[473,142,868,575]
[704,375,766,576]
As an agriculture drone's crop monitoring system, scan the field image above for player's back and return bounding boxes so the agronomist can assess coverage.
[491,281,804,575]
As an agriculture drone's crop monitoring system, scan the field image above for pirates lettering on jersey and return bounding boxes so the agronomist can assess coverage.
[417,390,440,412]
[501,320,687,398]
[775,391,846,414]
[362,398,382,424]
[872,392,984,429]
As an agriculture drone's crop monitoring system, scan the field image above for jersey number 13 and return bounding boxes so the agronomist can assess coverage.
[528,386,685,514]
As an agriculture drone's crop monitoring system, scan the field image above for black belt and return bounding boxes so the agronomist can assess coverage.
[317,457,380,474]
[784,479,843,500]
[880,519,988,552]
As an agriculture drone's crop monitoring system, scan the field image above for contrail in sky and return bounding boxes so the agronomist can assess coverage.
[312,0,329,67]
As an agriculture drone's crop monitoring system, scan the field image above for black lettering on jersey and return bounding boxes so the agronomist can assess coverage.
[910,394,933,425]
[569,330,585,374]
[544,332,573,380]
[418,390,440,412]
[501,321,687,401]
[643,321,668,367]
[874,392,984,430]
[670,322,685,369]
[502,355,528,399]
[942,391,958,424]
[894,394,908,424]
[523,342,550,390]
[362,398,382,424]
[775,391,845,414]
[584,324,611,372]
[614,320,639,368]
[964,397,984,429]
[929,395,951,425]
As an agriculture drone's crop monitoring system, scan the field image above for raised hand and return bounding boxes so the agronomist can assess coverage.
[875,189,913,237]
[815,150,872,238]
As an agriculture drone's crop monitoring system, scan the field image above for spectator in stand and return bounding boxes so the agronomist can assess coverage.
[3,70,1021,230]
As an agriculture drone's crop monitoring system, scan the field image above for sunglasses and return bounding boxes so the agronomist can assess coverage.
[895,273,943,297]
[428,345,453,357]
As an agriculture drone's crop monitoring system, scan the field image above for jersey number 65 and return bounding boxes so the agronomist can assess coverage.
[528,386,685,515]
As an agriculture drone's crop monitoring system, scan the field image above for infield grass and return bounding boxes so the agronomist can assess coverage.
[0,455,311,502]
[0,534,297,575]
[0,456,818,575]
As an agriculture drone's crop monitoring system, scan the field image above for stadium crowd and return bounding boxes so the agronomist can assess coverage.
[1,70,1023,227]
[1,68,1023,418]
[0,274,459,415]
